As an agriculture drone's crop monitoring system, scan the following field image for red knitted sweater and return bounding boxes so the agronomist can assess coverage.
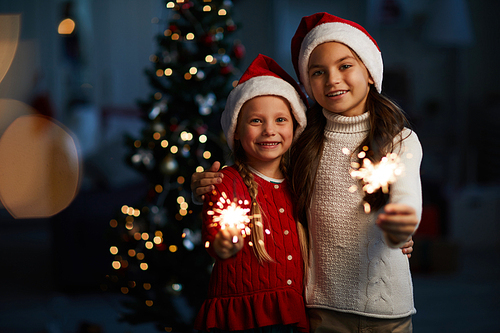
[194,166,309,332]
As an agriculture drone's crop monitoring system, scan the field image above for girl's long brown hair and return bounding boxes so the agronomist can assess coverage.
[289,86,411,233]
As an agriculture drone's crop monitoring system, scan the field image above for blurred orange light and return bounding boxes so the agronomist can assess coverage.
[58,18,75,35]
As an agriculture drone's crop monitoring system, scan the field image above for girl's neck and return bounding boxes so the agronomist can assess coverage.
[248,165,285,183]
[245,160,283,179]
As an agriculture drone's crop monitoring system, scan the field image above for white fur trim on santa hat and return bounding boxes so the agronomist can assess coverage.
[298,22,383,99]
[221,75,307,151]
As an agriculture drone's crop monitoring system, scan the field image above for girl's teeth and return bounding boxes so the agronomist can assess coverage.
[328,91,346,97]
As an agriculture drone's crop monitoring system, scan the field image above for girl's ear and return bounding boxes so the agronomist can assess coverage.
[368,75,375,85]
[234,130,240,141]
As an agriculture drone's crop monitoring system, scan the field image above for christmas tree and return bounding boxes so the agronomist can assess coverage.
[105,0,245,331]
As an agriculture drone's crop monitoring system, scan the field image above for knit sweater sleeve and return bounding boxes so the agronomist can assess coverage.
[384,128,423,247]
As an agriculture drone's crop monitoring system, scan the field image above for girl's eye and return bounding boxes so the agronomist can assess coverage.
[311,70,324,76]
[276,117,287,123]
[250,119,261,123]
[340,64,352,70]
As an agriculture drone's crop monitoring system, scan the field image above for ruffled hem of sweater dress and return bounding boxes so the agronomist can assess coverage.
[194,287,309,332]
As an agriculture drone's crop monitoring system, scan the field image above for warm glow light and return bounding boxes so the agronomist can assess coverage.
[136,253,145,260]
[171,146,178,154]
[164,68,173,76]
[166,1,175,8]
[177,176,185,184]
[140,263,148,270]
[142,233,149,241]
[112,261,121,269]
[203,151,211,159]
[156,69,164,77]
[153,132,161,140]
[121,287,129,294]
[121,205,129,214]
[218,9,227,16]
[177,196,185,204]
[161,140,169,148]
[128,249,136,257]
[199,134,207,143]
[58,18,75,35]
[196,166,204,172]
[125,221,133,230]
[203,5,211,11]
[189,67,198,75]
[145,241,154,249]
[134,233,142,240]
[351,153,404,195]
[155,184,163,193]
[143,283,151,290]
[110,246,118,255]
[232,80,238,87]
[179,209,188,216]
[180,202,188,210]
[153,236,162,244]
[169,245,178,252]
[146,300,153,307]
[134,140,141,148]
[184,73,192,80]
[171,33,180,40]
[205,55,214,63]
[154,92,162,100]
[209,192,251,232]
[186,32,195,40]
[109,219,118,228]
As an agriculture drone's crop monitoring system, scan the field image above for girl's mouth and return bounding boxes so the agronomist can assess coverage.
[258,142,279,146]
[327,90,347,97]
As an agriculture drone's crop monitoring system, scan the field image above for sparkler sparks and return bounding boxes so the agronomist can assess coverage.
[350,152,404,195]
[207,191,251,237]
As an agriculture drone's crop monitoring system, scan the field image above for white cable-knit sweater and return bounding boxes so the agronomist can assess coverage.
[305,110,423,319]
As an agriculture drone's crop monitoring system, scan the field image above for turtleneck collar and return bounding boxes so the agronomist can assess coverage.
[323,109,370,134]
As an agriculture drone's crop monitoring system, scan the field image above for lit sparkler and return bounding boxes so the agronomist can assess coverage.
[350,152,404,195]
[206,191,251,244]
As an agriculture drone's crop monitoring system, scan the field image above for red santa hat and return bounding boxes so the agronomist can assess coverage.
[291,12,383,100]
[221,54,308,150]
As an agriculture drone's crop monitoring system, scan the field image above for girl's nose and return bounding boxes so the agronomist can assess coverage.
[262,123,276,136]
[326,71,341,86]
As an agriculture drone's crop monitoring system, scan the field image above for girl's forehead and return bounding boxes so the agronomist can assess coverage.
[240,95,292,114]
[311,41,358,61]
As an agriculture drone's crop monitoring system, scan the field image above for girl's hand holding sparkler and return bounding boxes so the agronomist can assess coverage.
[376,203,419,246]
[213,228,244,259]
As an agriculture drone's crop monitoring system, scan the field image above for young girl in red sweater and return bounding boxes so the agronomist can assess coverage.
[194,54,310,333]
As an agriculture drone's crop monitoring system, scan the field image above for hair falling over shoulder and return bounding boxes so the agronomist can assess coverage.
[362,87,412,210]
[289,103,326,231]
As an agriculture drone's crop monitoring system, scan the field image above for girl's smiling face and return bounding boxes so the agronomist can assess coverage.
[308,41,374,117]
[234,95,294,177]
